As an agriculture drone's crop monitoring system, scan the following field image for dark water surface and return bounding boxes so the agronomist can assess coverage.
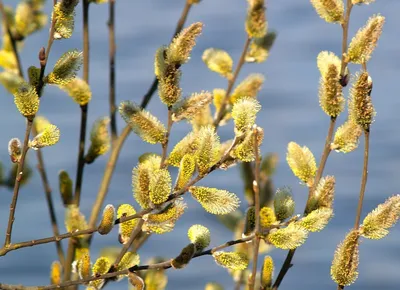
[0,1,399,289]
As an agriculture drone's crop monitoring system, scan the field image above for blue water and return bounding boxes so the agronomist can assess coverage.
[0,0,399,289]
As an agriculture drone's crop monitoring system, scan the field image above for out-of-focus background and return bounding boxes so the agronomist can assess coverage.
[0,0,399,289]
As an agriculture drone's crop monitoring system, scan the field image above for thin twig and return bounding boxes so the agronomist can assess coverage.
[0,0,24,78]
[248,127,262,290]
[4,120,33,246]
[108,0,118,144]
[340,0,353,78]
[213,36,252,129]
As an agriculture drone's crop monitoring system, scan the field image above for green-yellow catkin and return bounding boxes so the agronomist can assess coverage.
[360,194,400,240]
[119,101,167,144]
[190,104,213,132]
[319,64,345,117]
[352,0,375,4]
[59,170,73,206]
[274,187,295,221]
[331,230,360,286]
[46,50,83,85]
[261,256,274,289]
[88,257,111,289]
[0,71,24,94]
[166,22,203,65]
[231,98,261,135]
[117,204,138,244]
[331,120,362,153]
[205,282,224,290]
[116,252,140,280]
[0,50,17,71]
[138,153,160,164]
[65,204,88,233]
[143,200,187,234]
[267,223,308,250]
[154,46,167,78]
[245,32,276,63]
[98,204,115,235]
[189,186,240,215]
[260,207,277,228]
[29,124,60,149]
[314,175,335,209]
[172,91,213,122]
[212,251,249,270]
[14,82,39,118]
[27,66,41,89]
[132,156,161,209]
[52,0,79,39]
[202,48,233,78]
[347,15,385,64]
[195,125,221,175]
[175,154,196,190]
[168,131,198,167]
[128,272,145,290]
[85,117,111,164]
[231,73,265,104]
[231,127,264,162]
[149,169,171,205]
[8,138,22,163]
[145,267,168,290]
[212,88,227,118]
[171,243,196,269]
[245,0,267,38]
[60,77,92,105]
[187,224,211,252]
[310,0,344,23]
[317,51,341,78]
[15,2,34,37]
[157,64,182,106]
[78,252,91,279]
[349,72,374,129]
[299,208,333,232]
[243,206,256,236]
[286,142,317,186]
[50,261,62,284]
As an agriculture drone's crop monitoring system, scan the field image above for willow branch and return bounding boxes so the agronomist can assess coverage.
[213,36,252,129]
[0,0,23,78]
[340,0,353,78]
[108,0,118,144]
[160,109,173,168]
[87,0,194,233]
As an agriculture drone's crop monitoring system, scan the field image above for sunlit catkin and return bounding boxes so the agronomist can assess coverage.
[202,48,233,78]
[117,204,138,244]
[154,46,167,78]
[195,125,221,175]
[166,22,203,65]
[15,2,34,37]
[29,124,60,150]
[243,206,255,236]
[0,71,24,94]
[171,243,196,269]
[317,51,341,78]
[50,261,62,284]
[230,73,264,104]
[149,169,171,205]
[245,0,267,38]
[286,142,317,186]
[232,98,261,135]
[157,64,182,106]
[98,204,115,235]
[331,120,362,153]
[172,91,213,122]
[319,64,344,117]
[33,115,50,134]
[65,204,88,233]
[360,194,400,240]
[212,251,248,270]
[274,187,295,221]
[349,72,375,129]
[175,154,196,190]
[0,50,17,71]
[299,208,333,232]
[88,257,110,289]
[52,0,79,39]
[310,0,344,24]
[168,131,198,167]
[331,230,360,286]
[78,252,91,279]
[189,186,240,215]
[116,252,140,280]
[8,138,22,163]
[187,224,211,252]
[245,32,276,63]
[59,170,73,206]
[60,77,92,105]
[267,223,308,250]
[314,175,335,209]
[14,82,39,118]
[260,207,277,228]
[85,117,111,164]
[231,127,264,162]
[119,101,167,144]
[347,15,385,64]
[46,50,83,85]
[261,256,274,289]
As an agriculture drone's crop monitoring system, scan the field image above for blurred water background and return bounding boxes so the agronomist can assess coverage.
[0,0,399,289]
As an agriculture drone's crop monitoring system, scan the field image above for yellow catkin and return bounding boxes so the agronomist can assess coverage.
[230,73,264,104]
[98,204,115,235]
[260,207,277,228]
[267,223,308,250]
[245,0,267,38]
[299,208,333,232]
[29,124,60,149]
[231,98,261,134]
[245,32,276,63]
[187,224,211,252]
[319,64,345,117]
[274,187,295,221]
[175,154,196,190]
[46,50,83,85]
[212,251,249,270]
[8,138,22,163]
[149,169,172,205]
[117,204,138,244]
[13,82,39,118]
[88,257,110,289]
[310,0,344,23]
[60,77,92,105]
[195,125,221,175]
[331,120,362,153]
[85,117,111,163]
[168,131,198,167]
[261,256,274,288]
[314,175,335,209]
[286,142,317,186]
[202,48,233,78]
[172,91,213,122]
[50,261,62,284]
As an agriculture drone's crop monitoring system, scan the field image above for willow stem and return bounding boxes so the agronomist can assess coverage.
[108,0,118,144]
[340,0,353,78]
